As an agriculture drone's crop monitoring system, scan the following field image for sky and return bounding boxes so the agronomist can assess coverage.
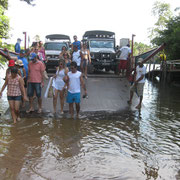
[4,0,180,47]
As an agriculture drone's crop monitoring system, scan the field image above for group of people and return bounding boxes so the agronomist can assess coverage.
[0,36,89,123]
[0,35,146,124]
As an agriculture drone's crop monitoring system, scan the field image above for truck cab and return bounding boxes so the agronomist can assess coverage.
[82,30,118,73]
[44,34,71,72]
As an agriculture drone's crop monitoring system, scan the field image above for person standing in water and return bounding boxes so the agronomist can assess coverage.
[52,59,69,114]
[0,67,27,123]
[127,58,146,109]
[65,61,87,118]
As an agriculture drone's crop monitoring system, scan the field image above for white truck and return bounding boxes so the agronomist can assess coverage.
[44,34,71,72]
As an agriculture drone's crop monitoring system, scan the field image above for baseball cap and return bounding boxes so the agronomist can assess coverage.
[8,60,15,67]
[17,38,22,41]
[29,53,37,60]
[137,58,143,63]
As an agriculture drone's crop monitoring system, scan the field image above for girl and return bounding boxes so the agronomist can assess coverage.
[0,67,28,123]
[52,59,69,114]
[81,43,91,79]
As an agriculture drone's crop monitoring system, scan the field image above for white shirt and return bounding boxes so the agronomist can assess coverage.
[136,65,146,83]
[119,46,131,60]
[52,69,65,90]
[72,50,81,66]
[68,71,81,93]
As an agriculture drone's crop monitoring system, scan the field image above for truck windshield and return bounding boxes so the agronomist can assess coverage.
[44,42,67,51]
[90,40,114,48]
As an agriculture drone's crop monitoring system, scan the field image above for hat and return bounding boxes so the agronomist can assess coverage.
[137,58,143,63]
[17,38,22,41]
[20,49,25,54]
[15,60,24,66]
[8,60,15,67]
[29,53,37,60]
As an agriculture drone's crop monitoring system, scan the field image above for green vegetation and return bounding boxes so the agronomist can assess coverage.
[150,1,180,60]
[133,42,152,56]
[0,0,10,67]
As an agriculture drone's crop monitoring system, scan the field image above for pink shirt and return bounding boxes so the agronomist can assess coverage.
[28,61,44,83]
[7,75,21,96]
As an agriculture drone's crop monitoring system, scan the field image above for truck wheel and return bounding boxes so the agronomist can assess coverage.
[87,64,94,74]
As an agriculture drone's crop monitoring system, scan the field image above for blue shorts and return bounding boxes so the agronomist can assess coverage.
[66,91,81,103]
[27,83,42,98]
[7,95,22,101]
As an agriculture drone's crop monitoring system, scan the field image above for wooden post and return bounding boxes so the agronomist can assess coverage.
[152,57,155,82]
[148,59,152,80]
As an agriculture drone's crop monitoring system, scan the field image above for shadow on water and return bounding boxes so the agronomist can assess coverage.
[0,77,180,179]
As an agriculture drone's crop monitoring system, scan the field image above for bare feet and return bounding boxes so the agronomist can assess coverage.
[17,117,21,121]
[37,109,42,114]
[135,105,141,109]
[26,108,34,113]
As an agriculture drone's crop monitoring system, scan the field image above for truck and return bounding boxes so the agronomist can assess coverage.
[44,34,71,72]
[82,30,118,74]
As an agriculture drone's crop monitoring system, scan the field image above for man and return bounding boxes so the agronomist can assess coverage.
[118,44,131,77]
[27,53,45,113]
[72,35,81,50]
[18,50,28,78]
[65,61,87,118]
[18,50,29,97]
[14,38,22,53]
[127,58,146,109]
[72,45,82,71]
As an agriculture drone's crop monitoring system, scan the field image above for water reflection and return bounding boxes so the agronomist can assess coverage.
[0,80,180,179]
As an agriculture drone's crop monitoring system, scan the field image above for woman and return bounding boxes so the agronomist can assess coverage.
[63,53,71,70]
[59,46,71,59]
[0,67,28,124]
[52,59,69,114]
[38,41,46,62]
[81,43,91,79]
[15,60,26,78]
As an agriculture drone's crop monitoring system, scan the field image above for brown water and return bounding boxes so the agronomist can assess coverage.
[0,68,180,180]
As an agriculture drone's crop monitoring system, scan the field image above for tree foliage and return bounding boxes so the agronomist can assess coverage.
[20,0,36,6]
[0,0,8,9]
[133,42,152,56]
[149,1,172,40]
[151,16,180,60]
[0,5,10,39]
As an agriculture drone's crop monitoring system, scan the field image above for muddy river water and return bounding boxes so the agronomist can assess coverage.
[0,67,180,180]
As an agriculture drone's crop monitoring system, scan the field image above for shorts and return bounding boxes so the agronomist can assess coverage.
[83,59,88,68]
[66,91,81,103]
[7,95,22,101]
[130,83,144,97]
[66,62,71,70]
[118,60,127,70]
[27,83,42,98]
